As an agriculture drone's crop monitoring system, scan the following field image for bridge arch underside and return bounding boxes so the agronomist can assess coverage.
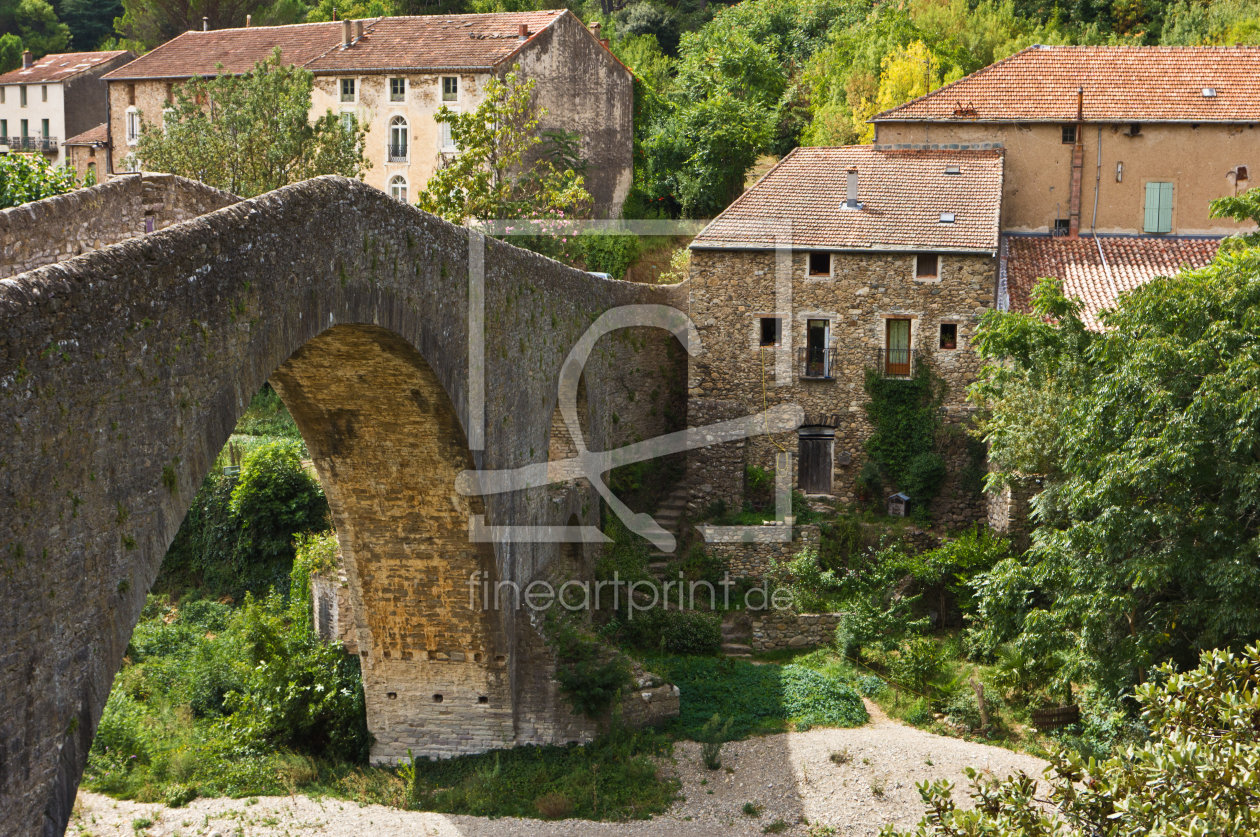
[0,176,686,836]
[273,323,516,760]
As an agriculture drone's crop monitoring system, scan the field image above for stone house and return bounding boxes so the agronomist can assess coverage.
[687,146,1004,524]
[0,50,134,167]
[62,123,109,182]
[872,45,1260,237]
[100,10,633,216]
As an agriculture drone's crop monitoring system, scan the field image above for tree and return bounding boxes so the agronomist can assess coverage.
[0,0,70,58]
[114,0,302,51]
[968,220,1260,693]
[132,50,369,198]
[414,67,591,224]
[0,152,79,209]
[0,33,21,73]
[886,645,1260,837]
[59,0,123,50]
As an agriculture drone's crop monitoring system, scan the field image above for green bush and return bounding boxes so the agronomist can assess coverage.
[230,440,327,566]
[698,713,732,769]
[855,459,882,503]
[579,231,641,280]
[818,517,865,572]
[620,610,722,656]
[901,452,947,504]
[887,637,944,698]
[0,152,79,209]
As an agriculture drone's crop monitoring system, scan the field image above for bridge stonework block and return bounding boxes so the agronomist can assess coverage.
[0,176,686,835]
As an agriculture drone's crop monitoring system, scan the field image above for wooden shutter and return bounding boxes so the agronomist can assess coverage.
[797,430,834,495]
[1145,182,1173,233]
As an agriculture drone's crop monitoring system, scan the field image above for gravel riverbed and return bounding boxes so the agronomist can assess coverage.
[72,701,1049,837]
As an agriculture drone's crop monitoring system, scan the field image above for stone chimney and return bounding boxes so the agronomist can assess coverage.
[21,50,32,69]
[355,19,363,40]
[518,23,529,39]
[342,19,352,46]
[845,168,859,208]
[589,21,601,38]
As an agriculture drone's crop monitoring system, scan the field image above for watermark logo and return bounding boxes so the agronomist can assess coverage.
[466,571,795,615]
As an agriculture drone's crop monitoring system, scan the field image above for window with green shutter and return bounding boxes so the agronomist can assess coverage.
[1144,182,1174,234]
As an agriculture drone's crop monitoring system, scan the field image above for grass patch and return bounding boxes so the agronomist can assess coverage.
[645,655,867,739]
[405,727,678,821]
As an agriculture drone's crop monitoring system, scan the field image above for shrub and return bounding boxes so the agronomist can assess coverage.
[553,656,632,719]
[230,440,327,567]
[887,637,943,698]
[579,231,640,280]
[855,459,883,503]
[901,451,947,504]
[663,611,721,655]
[742,801,763,816]
[698,713,732,769]
[163,782,197,808]
[818,517,864,572]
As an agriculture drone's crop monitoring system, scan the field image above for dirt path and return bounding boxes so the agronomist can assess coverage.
[72,702,1049,837]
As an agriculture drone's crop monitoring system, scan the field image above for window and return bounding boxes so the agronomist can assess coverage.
[914,253,939,280]
[86,161,96,179]
[939,323,957,350]
[0,87,5,104]
[19,85,26,107]
[885,318,911,376]
[1144,182,1174,234]
[40,85,46,102]
[87,145,95,158]
[126,108,139,144]
[340,78,355,102]
[1053,218,1070,235]
[165,83,173,104]
[807,252,830,276]
[340,111,355,133]
[803,319,831,378]
[1061,124,1077,144]
[390,77,405,101]
[388,116,408,161]
[389,175,408,202]
[759,317,781,347]
[0,119,6,139]
[41,118,48,139]
[1237,165,1249,182]
[20,119,28,139]
[442,76,458,102]
[439,115,456,152]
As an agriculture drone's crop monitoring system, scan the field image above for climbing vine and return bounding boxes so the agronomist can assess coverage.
[861,363,947,504]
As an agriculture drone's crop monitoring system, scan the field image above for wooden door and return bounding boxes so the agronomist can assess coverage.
[797,430,834,495]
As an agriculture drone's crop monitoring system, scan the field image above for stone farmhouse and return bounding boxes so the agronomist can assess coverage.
[100,10,633,216]
[0,49,134,167]
[687,146,1004,523]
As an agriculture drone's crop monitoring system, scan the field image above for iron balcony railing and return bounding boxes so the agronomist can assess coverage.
[878,347,916,378]
[387,143,408,162]
[798,347,837,379]
[0,136,58,153]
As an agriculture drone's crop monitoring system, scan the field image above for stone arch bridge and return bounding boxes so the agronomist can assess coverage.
[0,175,688,836]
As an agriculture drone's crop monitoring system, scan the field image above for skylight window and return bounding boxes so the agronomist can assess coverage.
[1202,87,1218,98]
[944,165,960,175]
[940,212,956,224]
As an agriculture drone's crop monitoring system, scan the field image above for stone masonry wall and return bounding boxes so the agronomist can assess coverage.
[687,248,997,520]
[749,611,844,652]
[986,474,1045,552]
[699,523,820,579]
[0,172,238,279]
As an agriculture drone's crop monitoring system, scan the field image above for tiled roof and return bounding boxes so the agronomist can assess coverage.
[691,146,1004,252]
[102,11,566,80]
[874,45,1260,123]
[0,51,132,85]
[63,124,108,145]
[1004,235,1220,329]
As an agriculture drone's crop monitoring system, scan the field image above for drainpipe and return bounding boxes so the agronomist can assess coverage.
[1091,126,1114,286]
[1067,86,1084,239]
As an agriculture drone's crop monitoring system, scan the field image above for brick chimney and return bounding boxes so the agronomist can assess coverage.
[21,50,32,69]
[518,23,529,39]
[1068,86,1084,238]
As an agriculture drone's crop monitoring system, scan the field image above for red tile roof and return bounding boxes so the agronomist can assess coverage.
[63,124,108,146]
[0,51,133,85]
[691,146,1004,252]
[102,11,567,80]
[875,46,1260,124]
[1004,235,1220,329]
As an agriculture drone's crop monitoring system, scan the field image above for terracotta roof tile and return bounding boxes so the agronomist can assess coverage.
[1004,235,1220,329]
[0,51,133,85]
[875,46,1260,124]
[102,11,566,80]
[692,146,1004,252]
[63,124,108,145]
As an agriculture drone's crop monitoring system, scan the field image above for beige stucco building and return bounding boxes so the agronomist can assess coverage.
[686,146,1004,523]
[873,46,1260,237]
[0,50,133,168]
[101,11,633,216]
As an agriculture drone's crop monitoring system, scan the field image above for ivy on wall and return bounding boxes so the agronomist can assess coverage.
[860,363,948,504]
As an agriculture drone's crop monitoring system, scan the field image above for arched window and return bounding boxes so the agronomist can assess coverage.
[389,175,408,203]
[388,116,408,162]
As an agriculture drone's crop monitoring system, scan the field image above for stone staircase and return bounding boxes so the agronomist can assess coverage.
[721,611,753,658]
[647,481,693,580]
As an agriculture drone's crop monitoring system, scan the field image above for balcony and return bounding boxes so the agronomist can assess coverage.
[387,144,408,163]
[0,136,58,154]
[877,347,916,378]
[798,347,837,379]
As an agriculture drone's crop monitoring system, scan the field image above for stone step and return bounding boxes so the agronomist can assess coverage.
[722,643,753,656]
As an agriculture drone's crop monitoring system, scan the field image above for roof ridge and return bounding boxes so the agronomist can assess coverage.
[873,45,1040,122]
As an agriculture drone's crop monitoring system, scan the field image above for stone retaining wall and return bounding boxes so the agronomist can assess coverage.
[0,172,238,279]
[749,610,844,651]
[699,523,820,579]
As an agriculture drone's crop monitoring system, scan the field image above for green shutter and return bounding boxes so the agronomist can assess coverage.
[1157,182,1174,233]
[1145,182,1174,233]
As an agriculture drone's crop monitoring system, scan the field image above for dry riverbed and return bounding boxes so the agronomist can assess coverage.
[72,702,1048,837]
